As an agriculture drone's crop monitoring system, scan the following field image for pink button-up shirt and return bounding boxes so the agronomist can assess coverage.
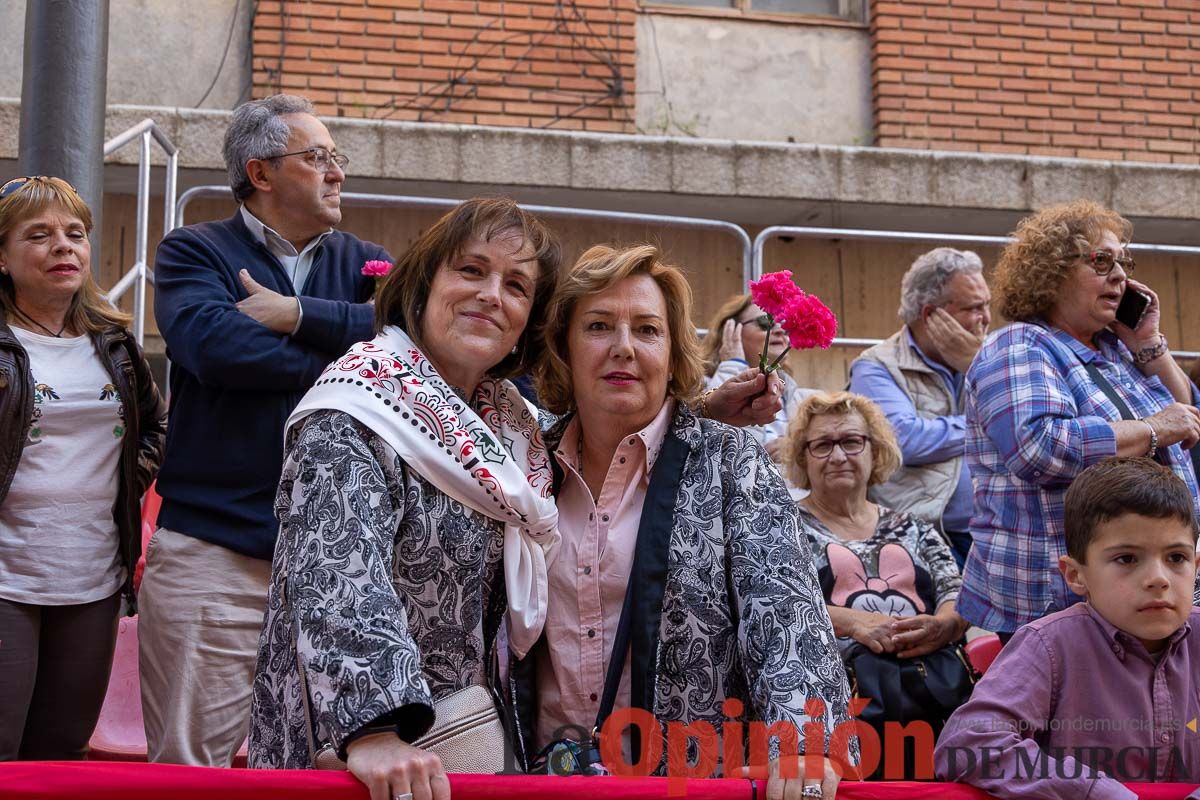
[534,400,676,749]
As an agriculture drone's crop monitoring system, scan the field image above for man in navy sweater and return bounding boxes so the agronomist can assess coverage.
[139,94,392,766]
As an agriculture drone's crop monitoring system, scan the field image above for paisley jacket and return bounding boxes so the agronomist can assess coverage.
[248,409,507,768]
[510,404,853,773]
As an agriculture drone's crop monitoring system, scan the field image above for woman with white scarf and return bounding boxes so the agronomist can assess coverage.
[247,199,562,800]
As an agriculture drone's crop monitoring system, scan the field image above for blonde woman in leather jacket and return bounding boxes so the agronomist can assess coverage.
[0,176,166,761]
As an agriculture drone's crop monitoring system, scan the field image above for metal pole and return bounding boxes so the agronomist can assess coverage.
[19,0,111,275]
[752,225,1200,360]
[131,130,152,345]
[174,186,757,285]
[164,151,178,235]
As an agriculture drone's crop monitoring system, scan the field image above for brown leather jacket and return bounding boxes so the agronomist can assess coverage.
[0,311,167,614]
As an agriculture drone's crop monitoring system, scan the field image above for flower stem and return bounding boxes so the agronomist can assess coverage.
[765,346,792,373]
[758,315,774,373]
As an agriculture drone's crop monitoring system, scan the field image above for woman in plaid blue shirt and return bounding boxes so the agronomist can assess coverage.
[958,200,1200,636]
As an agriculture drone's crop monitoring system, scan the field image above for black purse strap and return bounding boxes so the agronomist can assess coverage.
[593,431,689,738]
[1081,357,1173,467]
[1082,360,1137,421]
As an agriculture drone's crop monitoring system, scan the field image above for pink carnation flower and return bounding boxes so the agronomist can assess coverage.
[362,260,393,278]
[777,292,838,350]
[748,270,800,318]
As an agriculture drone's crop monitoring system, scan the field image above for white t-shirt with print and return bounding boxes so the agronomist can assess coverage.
[0,328,125,604]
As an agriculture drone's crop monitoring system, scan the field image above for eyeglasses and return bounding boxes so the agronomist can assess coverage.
[738,314,774,331]
[267,147,349,173]
[1083,249,1135,277]
[0,176,77,200]
[806,435,869,459]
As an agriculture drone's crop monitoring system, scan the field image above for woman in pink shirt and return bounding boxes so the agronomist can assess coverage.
[511,244,853,800]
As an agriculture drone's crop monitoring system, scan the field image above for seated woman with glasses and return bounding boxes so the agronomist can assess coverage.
[702,293,816,462]
[957,200,1200,642]
[783,391,967,662]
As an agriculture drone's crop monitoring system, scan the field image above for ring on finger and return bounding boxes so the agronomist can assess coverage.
[801,786,823,798]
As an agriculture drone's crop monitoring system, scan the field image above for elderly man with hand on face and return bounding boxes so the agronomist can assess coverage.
[849,248,991,568]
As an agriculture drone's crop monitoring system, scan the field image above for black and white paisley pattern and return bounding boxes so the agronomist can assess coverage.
[248,410,505,768]
[521,405,854,770]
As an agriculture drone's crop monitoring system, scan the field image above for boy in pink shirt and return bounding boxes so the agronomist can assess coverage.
[935,456,1200,800]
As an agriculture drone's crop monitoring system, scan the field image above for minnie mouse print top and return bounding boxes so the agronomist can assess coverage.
[797,505,962,653]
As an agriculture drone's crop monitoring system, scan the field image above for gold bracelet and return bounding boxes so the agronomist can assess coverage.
[697,388,717,419]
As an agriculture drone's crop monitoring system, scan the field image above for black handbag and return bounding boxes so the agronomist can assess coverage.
[842,642,979,730]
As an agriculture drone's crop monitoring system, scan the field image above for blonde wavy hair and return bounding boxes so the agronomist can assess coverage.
[535,244,705,415]
[783,391,902,490]
[994,199,1133,322]
[0,176,131,334]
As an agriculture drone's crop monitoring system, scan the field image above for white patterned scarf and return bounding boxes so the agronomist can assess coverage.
[286,326,559,659]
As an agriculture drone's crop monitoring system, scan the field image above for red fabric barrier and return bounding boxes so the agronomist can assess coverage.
[0,763,1196,800]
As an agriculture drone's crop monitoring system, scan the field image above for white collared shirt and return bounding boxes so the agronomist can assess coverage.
[239,205,332,293]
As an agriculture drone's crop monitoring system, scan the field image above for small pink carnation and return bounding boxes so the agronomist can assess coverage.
[777,292,838,351]
[748,270,800,318]
[362,260,393,278]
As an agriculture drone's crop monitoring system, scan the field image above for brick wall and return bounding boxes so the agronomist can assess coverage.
[252,0,637,132]
[872,0,1200,163]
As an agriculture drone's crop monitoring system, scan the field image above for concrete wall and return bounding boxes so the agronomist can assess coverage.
[0,0,252,109]
[634,13,873,145]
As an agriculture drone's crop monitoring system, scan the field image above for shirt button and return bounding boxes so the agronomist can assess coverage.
[1111,644,1121,654]
[629,438,637,446]
[590,693,598,702]
[1161,732,1170,743]
[587,629,596,638]
[602,514,610,522]
[583,566,592,575]
[619,456,626,464]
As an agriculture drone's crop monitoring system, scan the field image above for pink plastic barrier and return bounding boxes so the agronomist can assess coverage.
[964,634,1003,676]
[0,763,1195,800]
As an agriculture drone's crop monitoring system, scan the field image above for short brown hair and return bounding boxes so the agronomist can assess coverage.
[535,244,705,415]
[1064,457,1197,563]
[373,197,561,380]
[783,391,902,490]
[0,176,131,334]
[700,293,753,376]
[994,199,1133,322]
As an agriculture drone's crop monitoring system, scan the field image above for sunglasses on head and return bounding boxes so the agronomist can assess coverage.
[0,176,78,200]
[1083,249,1135,277]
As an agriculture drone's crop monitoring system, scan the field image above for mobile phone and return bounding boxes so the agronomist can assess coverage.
[1115,287,1151,329]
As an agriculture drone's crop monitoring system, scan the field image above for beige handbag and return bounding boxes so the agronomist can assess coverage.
[298,650,508,774]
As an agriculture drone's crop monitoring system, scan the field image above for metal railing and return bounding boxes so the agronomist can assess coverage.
[174,186,756,286]
[103,119,178,345]
[753,226,1200,360]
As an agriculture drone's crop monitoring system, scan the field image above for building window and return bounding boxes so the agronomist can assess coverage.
[643,0,865,22]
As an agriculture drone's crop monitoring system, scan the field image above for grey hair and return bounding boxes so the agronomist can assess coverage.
[898,247,984,324]
[223,94,314,202]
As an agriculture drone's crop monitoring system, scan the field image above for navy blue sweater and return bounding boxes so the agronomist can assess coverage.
[153,213,391,559]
